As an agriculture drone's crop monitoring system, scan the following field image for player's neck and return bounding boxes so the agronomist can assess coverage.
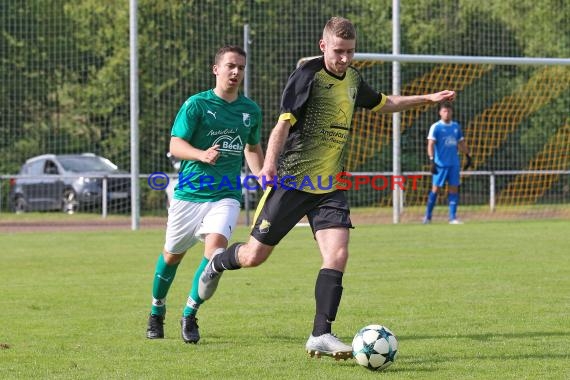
[213,87,239,103]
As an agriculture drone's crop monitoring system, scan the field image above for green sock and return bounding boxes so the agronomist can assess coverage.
[182,256,209,317]
[151,254,179,316]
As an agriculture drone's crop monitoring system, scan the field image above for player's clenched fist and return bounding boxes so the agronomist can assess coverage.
[201,145,220,164]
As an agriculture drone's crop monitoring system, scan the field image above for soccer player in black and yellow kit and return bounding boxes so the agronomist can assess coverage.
[199,17,456,359]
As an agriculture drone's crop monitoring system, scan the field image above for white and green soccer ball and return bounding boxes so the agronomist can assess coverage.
[352,324,398,371]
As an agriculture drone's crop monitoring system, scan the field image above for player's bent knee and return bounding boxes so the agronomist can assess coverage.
[322,250,348,270]
[162,250,185,265]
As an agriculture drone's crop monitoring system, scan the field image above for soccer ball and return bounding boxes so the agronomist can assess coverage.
[352,324,398,371]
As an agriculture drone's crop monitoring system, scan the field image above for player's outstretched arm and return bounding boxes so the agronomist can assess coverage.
[380,90,456,113]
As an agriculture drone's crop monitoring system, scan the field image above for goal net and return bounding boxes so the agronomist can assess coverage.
[298,54,570,222]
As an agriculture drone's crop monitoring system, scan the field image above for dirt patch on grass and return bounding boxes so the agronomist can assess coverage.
[1,206,568,233]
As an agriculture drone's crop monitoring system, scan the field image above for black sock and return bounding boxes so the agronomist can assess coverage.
[212,243,242,272]
[312,268,343,336]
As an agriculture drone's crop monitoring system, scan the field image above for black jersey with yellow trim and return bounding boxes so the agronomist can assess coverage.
[277,57,386,194]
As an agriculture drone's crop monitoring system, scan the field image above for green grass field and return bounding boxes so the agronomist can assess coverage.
[1,219,569,379]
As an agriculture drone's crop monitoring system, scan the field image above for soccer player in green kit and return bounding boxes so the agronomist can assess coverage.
[198,17,456,359]
[146,45,264,343]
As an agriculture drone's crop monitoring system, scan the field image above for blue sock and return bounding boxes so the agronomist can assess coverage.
[425,191,437,220]
[448,192,459,220]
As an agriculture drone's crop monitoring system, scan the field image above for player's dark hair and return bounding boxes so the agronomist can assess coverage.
[323,16,356,40]
[439,101,453,110]
[214,45,246,64]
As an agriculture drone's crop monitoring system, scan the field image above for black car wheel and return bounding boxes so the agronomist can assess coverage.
[62,189,78,214]
[13,195,27,214]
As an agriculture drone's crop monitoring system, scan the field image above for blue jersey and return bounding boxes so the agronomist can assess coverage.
[427,120,463,167]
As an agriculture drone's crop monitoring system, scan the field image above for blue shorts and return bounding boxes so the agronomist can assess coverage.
[432,165,460,187]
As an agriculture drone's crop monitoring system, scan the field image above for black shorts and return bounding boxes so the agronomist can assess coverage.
[250,187,353,246]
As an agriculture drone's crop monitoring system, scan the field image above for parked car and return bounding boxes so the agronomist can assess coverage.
[9,153,130,214]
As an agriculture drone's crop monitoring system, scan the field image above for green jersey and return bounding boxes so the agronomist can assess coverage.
[171,89,261,202]
[278,57,386,193]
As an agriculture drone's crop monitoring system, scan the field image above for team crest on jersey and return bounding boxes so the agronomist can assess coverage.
[259,219,271,233]
[243,113,251,127]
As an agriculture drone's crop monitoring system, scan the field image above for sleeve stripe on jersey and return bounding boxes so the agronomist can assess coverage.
[371,93,388,112]
[278,112,298,126]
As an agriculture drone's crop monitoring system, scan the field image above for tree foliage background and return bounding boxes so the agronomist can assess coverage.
[1,0,569,209]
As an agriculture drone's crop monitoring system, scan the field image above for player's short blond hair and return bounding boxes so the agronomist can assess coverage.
[323,16,356,40]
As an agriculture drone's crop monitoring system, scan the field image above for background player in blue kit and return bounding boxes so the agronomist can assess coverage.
[424,102,471,224]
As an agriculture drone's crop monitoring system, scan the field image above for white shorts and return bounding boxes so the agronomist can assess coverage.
[164,198,240,254]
